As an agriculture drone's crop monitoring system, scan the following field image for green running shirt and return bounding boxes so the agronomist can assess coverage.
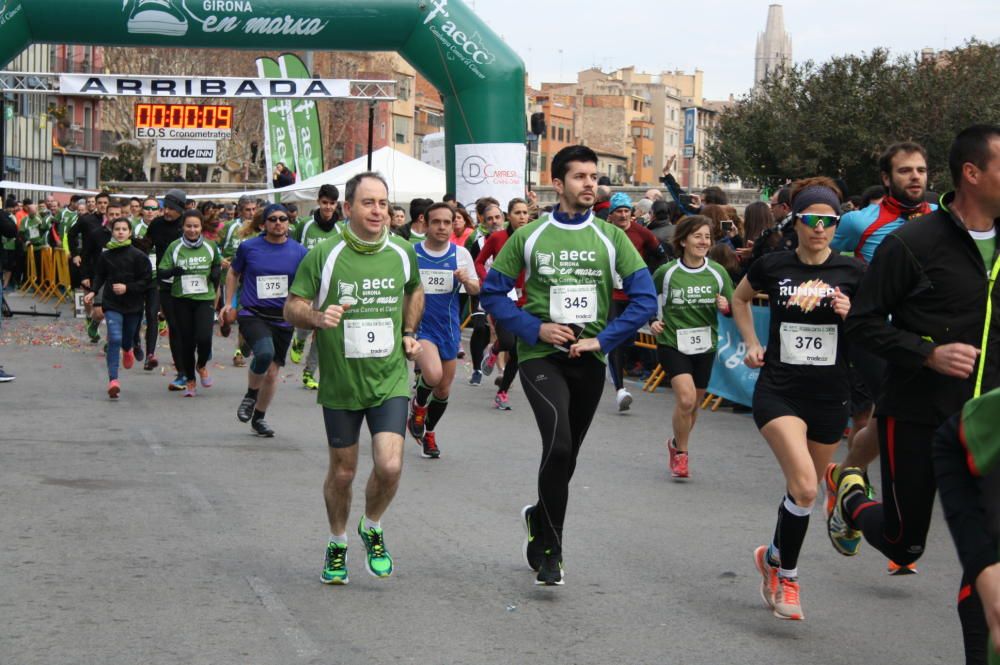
[490,213,647,363]
[289,233,421,410]
[651,258,733,352]
[295,217,342,250]
[158,239,221,301]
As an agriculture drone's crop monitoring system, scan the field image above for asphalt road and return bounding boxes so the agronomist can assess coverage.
[0,291,966,664]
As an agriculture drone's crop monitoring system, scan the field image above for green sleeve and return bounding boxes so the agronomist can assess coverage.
[490,229,525,279]
[289,245,321,301]
[612,224,647,277]
[404,243,421,294]
[651,265,667,295]
[158,242,176,273]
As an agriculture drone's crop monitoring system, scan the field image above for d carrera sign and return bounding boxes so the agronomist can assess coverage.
[59,74,352,99]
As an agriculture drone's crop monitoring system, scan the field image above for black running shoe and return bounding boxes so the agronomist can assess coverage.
[535,549,564,586]
[251,418,275,437]
[521,504,544,571]
[237,395,256,422]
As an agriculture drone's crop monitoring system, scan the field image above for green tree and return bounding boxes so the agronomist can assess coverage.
[705,41,1000,195]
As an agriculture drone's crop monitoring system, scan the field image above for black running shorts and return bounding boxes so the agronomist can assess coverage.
[657,344,714,390]
[322,397,408,448]
[752,386,848,445]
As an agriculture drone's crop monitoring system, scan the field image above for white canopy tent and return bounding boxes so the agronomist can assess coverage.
[188,147,446,204]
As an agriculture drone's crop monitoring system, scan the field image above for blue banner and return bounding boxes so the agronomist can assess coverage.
[707,306,770,407]
[683,108,696,146]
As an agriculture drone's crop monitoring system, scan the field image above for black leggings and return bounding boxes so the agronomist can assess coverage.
[469,309,490,371]
[520,353,605,551]
[851,417,937,565]
[934,414,990,665]
[159,288,184,371]
[134,288,159,357]
[172,297,214,380]
[494,320,519,393]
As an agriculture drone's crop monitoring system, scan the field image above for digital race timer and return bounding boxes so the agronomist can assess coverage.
[134,103,233,129]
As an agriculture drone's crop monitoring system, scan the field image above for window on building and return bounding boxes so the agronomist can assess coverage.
[558,127,565,142]
[83,105,92,150]
[355,144,363,159]
[643,155,652,168]
[539,155,547,172]
[550,125,556,140]
[394,115,411,145]
[631,126,641,137]
[396,76,412,101]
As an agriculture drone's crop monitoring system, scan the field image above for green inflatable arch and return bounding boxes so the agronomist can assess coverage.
[0,0,526,199]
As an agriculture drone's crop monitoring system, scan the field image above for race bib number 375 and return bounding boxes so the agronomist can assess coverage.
[344,318,394,359]
[256,274,288,299]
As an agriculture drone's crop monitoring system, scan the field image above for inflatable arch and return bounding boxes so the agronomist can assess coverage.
[0,0,527,200]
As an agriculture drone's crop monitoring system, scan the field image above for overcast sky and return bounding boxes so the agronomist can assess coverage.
[472,0,1000,100]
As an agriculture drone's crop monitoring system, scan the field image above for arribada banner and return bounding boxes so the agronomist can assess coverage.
[59,74,352,99]
[455,143,526,212]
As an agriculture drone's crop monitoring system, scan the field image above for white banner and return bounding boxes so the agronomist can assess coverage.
[455,143,527,213]
[59,74,352,99]
[156,140,218,164]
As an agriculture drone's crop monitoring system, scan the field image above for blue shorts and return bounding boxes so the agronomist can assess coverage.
[417,329,460,361]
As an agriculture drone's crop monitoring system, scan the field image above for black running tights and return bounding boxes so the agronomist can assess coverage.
[520,353,605,551]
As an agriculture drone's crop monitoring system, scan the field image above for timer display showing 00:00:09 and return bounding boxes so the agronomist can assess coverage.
[134,103,234,129]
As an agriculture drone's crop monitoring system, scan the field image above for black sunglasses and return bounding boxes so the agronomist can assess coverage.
[266,215,289,223]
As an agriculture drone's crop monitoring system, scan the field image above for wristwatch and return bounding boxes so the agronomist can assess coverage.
[402,331,415,338]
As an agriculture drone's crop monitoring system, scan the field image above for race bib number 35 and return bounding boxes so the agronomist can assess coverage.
[180,274,208,295]
[779,322,837,366]
[677,326,712,355]
[256,274,288,299]
[420,269,454,295]
[549,284,598,324]
[344,318,394,359]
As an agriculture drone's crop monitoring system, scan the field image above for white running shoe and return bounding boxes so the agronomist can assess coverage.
[616,387,632,412]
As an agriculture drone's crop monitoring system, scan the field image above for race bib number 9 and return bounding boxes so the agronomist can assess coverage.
[549,284,598,324]
[180,274,208,295]
[256,274,288,299]
[779,322,837,366]
[420,269,454,295]
[677,326,712,355]
[344,318,394,359]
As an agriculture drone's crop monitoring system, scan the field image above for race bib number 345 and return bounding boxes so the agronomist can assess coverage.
[344,318,394,359]
[549,284,598,324]
[779,322,837,366]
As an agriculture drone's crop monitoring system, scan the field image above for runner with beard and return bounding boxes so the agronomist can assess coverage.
[827,142,935,574]
[481,145,657,586]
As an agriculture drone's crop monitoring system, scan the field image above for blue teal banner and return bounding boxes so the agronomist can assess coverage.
[707,306,770,407]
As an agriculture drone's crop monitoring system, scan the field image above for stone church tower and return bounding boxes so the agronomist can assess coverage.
[754,4,792,87]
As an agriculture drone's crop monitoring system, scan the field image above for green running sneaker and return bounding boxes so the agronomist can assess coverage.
[828,466,865,556]
[302,369,319,390]
[321,542,349,585]
[357,517,393,578]
[290,336,306,364]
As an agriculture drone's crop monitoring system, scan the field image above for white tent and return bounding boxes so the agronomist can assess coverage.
[189,146,446,204]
